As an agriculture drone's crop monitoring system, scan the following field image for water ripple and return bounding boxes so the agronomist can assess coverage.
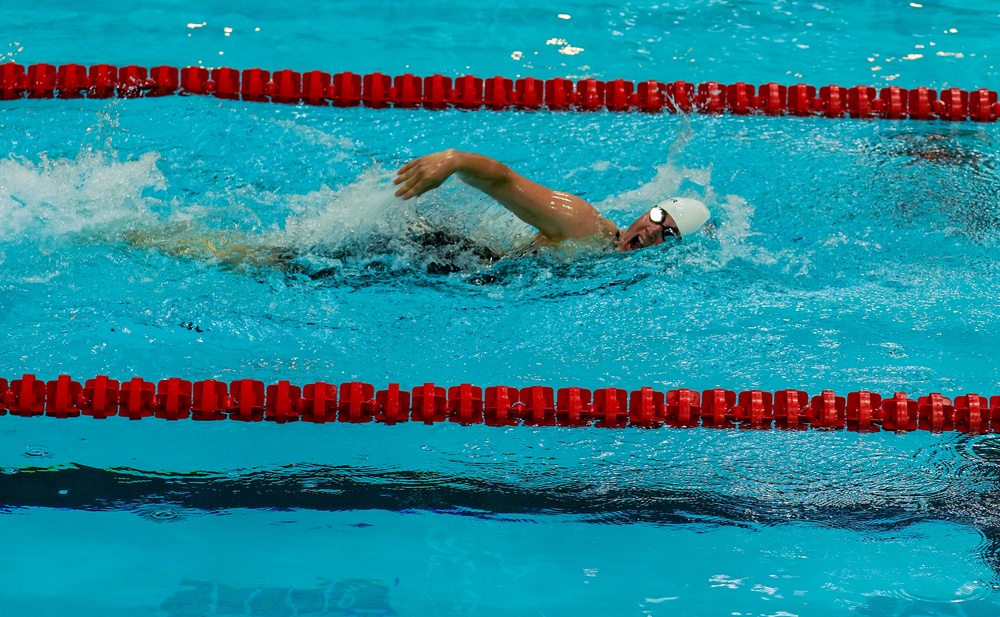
[135,504,192,523]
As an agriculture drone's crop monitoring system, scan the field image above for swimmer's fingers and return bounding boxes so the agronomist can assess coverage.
[393,151,459,199]
[392,159,423,195]
[393,159,445,199]
[392,164,414,187]
[392,166,418,196]
[395,158,418,177]
[394,170,443,199]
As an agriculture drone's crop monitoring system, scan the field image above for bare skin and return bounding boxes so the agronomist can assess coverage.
[394,149,679,252]
[120,223,291,270]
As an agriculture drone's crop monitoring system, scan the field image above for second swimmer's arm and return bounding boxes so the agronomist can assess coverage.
[393,149,612,242]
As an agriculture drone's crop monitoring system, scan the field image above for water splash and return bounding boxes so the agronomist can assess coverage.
[276,165,531,249]
[0,150,166,243]
[258,165,540,279]
[0,143,768,284]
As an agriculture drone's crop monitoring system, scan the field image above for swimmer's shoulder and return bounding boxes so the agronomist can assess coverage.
[542,217,618,249]
[506,228,615,259]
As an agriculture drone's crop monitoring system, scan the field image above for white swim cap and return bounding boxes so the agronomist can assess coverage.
[658,197,710,237]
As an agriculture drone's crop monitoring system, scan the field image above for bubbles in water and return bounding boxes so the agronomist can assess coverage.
[139,506,183,522]
[23,446,50,458]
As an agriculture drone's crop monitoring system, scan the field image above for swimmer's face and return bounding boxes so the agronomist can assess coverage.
[617,207,680,252]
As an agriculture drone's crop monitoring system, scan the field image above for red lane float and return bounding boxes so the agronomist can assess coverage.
[149,66,178,96]
[214,67,241,100]
[2,374,999,433]
[820,85,847,117]
[1,62,998,121]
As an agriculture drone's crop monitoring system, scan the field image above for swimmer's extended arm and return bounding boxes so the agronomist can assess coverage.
[394,149,613,242]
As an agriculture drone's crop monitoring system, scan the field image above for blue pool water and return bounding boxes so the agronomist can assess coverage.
[3,1,1000,615]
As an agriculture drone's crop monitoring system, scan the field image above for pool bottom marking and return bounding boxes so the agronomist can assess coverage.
[161,578,396,617]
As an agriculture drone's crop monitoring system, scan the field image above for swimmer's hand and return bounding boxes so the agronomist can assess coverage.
[393,150,459,199]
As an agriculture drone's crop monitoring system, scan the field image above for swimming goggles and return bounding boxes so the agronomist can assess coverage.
[648,206,679,239]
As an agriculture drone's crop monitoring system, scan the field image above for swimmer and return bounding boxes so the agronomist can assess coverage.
[127,149,710,277]
[394,149,710,252]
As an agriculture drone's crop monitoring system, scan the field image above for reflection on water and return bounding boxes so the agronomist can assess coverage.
[860,594,1000,617]
[859,127,1000,244]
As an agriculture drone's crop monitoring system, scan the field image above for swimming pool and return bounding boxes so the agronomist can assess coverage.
[3,0,1000,614]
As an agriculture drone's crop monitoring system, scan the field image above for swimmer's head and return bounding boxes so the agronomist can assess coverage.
[617,197,710,252]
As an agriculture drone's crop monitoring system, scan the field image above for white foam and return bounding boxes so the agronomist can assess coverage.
[274,165,529,255]
[0,150,166,243]
[276,165,401,249]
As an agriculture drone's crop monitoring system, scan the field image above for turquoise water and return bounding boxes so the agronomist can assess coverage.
[3,1,1000,615]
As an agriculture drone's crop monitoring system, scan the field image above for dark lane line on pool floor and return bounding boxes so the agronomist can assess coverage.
[1,463,996,531]
[7,464,1000,573]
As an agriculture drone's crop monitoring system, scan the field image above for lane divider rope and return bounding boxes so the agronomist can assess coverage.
[2,62,998,121]
[1,374,995,432]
